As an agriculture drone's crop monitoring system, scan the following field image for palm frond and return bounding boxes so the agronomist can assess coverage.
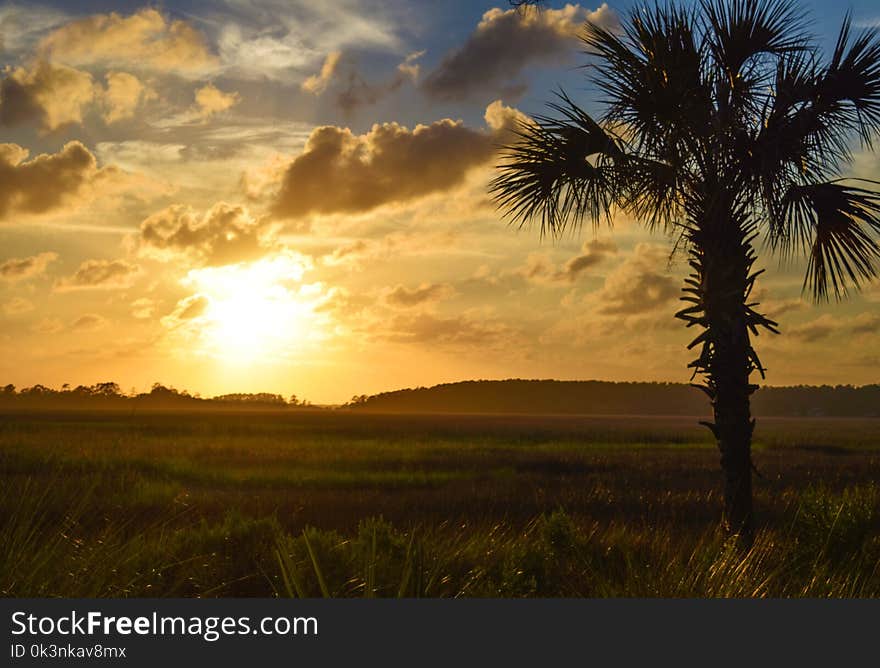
[700,0,810,77]
[816,16,880,148]
[776,181,880,299]
[583,3,712,162]
[489,93,625,237]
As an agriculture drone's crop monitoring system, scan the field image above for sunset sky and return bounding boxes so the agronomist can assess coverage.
[1,0,879,403]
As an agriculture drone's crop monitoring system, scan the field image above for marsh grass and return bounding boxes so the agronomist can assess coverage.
[1,410,878,597]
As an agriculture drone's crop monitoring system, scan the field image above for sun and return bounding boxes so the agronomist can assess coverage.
[180,253,322,363]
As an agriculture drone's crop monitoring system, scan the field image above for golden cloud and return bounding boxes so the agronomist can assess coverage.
[2,297,34,316]
[193,83,240,120]
[0,251,58,281]
[102,71,155,123]
[385,283,456,308]
[54,258,140,292]
[271,102,526,218]
[161,294,211,329]
[0,142,116,220]
[37,8,217,75]
[301,51,342,95]
[71,313,108,332]
[138,202,274,266]
[0,60,95,131]
[596,244,679,315]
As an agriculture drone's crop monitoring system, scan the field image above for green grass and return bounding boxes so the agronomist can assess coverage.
[1,410,878,597]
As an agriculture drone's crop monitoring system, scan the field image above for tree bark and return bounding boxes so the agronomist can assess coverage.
[700,227,757,548]
[681,199,760,549]
[710,319,755,546]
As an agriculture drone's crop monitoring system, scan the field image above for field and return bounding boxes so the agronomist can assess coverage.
[1,409,878,597]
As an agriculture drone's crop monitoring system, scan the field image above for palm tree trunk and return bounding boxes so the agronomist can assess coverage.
[709,315,755,546]
[685,212,758,548]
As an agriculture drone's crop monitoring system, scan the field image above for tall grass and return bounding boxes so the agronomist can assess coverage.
[271,489,879,598]
[1,411,877,597]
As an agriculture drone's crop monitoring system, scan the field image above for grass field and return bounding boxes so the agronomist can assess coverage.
[1,409,878,597]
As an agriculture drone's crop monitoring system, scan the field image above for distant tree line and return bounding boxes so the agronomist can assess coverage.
[344,380,880,418]
[0,382,314,410]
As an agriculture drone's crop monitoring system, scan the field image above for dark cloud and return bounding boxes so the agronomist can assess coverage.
[336,51,423,114]
[422,3,618,101]
[138,203,273,266]
[301,50,423,114]
[0,251,57,281]
[0,142,106,220]
[385,283,455,308]
[54,258,140,291]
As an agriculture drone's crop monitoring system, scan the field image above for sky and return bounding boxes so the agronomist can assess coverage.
[1,0,879,404]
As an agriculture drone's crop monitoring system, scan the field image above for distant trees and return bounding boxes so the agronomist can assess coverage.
[0,382,315,410]
[345,380,880,418]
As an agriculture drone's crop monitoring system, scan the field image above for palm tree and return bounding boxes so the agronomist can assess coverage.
[490,0,880,546]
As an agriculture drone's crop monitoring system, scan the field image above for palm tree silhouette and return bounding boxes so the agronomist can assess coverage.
[490,0,880,545]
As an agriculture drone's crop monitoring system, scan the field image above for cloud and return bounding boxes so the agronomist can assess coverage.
[0,61,96,131]
[213,1,402,80]
[851,313,880,335]
[422,3,619,101]
[397,50,425,81]
[324,240,369,267]
[271,102,521,218]
[301,51,342,94]
[764,297,808,320]
[101,71,155,123]
[385,283,456,308]
[382,312,511,348]
[0,251,58,281]
[334,51,424,114]
[3,297,34,316]
[36,8,217,75]
[789,314,838,342]
[0,142,113,221]
[71,313,108,332]
[54,259,140,292]
[137,202,274,266]
[784,311,877,341]
[130,298,156,320]
[32,317,64,334]
[1,63,156,130]
[193,83,240,120]
[522,239,616,284]
[560,241,615,281]
[161,294,211,328]
[0,5,70,56]
[596,244,679,315]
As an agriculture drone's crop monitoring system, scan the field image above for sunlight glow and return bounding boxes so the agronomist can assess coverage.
[179,253,326,363]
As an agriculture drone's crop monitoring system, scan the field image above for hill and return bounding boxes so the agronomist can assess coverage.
[346,379,880,418]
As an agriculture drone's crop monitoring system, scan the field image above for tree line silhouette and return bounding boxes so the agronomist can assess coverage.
[0,382,312,410]
[346,380,880,418]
